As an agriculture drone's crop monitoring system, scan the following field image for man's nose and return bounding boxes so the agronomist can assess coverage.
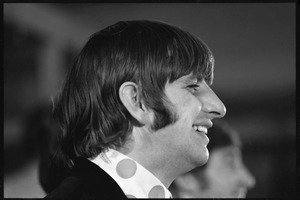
[200,84,226,119]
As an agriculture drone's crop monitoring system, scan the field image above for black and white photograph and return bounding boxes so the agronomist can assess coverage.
[3,3,296,198]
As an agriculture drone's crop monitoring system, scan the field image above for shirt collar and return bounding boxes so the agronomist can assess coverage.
[90,148,172,198]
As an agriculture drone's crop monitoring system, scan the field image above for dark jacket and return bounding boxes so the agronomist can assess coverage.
[44,157,127,199]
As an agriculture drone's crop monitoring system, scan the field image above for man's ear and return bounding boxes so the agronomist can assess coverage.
[119,82,151,125]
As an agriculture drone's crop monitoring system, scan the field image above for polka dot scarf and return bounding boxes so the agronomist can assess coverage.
[90,148,172,198]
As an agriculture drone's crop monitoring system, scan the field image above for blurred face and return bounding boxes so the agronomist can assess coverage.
[152,74,226,169]
[202,146,256,198]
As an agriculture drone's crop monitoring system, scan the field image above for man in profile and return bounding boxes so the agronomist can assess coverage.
[45,20,226,199]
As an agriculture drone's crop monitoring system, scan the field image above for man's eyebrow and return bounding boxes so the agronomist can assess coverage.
[180,75,198,85]
[179,73,209,85]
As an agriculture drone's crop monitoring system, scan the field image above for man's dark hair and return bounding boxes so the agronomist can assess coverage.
[54,20,215,167]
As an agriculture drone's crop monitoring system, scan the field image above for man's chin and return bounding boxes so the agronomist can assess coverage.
[197,150,209,166]
[202,149,209,163]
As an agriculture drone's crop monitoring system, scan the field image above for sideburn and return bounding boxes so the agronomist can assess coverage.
[151,99,178,131]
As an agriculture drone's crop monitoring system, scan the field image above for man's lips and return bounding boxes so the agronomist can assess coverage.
[192,120,213,135]
[192,125,208,134]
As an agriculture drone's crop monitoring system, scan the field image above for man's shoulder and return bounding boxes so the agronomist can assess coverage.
[44,157,127,199]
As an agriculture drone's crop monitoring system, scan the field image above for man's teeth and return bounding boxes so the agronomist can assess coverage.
[193,125,207,134]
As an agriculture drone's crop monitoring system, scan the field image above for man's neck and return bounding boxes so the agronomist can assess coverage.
[116,128,194,188]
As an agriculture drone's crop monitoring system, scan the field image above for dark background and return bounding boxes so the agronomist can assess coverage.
[3,3,296,198]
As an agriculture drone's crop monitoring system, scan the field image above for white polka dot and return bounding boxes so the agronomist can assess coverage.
[148,185,165,198]
[116,158,137,179]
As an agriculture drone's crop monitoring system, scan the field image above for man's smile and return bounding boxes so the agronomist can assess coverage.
[192,125,208,135]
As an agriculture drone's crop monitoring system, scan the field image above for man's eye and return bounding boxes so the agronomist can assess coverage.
[187,84,199,92]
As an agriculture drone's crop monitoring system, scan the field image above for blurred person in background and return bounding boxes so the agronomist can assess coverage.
[45,20,226,199]
[169,119,256,198]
